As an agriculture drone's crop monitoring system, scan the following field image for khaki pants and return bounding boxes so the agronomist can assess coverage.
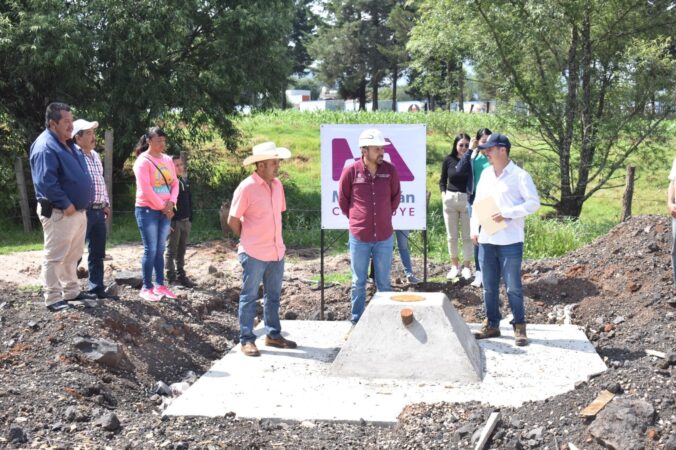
[442,191,472,261]
[38,204,87,305]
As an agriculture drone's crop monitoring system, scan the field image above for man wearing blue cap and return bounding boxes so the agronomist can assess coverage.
[470,133,540,346]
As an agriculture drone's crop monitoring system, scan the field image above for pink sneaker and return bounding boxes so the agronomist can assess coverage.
[140,288,161,302]
[153,285,177,299]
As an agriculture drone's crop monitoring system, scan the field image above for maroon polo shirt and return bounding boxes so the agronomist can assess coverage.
[338,158,401,242]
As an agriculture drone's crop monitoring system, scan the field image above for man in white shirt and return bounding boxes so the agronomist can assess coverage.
[470,134,540,346]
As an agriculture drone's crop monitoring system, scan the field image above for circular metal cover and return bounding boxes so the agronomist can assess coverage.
[390,294,425,302]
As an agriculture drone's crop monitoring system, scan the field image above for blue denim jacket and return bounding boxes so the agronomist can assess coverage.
[29,129,93,210]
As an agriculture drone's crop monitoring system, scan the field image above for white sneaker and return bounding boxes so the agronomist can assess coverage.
[470,271,483,287]
[461,267,472,280]
[446,266,459,280]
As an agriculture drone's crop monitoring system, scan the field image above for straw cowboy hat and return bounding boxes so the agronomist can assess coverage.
[243,141,292,166]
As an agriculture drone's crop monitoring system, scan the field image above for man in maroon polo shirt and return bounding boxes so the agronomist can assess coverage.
[338,128,401,323]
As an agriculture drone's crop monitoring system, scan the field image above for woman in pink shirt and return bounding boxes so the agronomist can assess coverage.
[132,127,179,302]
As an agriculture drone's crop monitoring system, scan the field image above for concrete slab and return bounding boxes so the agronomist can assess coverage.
[164,320,607,423]
[331,292,482,382]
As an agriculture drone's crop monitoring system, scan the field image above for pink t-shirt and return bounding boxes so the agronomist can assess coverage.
[230,172,286,262]
[133,152,179,210]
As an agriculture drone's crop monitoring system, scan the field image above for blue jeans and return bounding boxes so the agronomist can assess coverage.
[85,209,107,294]
[135,207,171,290]
[672,218,676,288]
[479,242,525,328]
[395,230,414,276]
[349,233,394,323]
[238,253,284,344]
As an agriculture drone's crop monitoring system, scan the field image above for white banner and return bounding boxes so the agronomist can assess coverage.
[320,124,427,230]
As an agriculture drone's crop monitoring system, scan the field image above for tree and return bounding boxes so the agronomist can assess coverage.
[411,0,676,217]
[309,0,398,110]
[0,0,295,171]
[380,1,416,111]
[407,0,471,111]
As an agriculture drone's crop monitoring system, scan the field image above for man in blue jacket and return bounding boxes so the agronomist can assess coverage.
[30,103,96,311]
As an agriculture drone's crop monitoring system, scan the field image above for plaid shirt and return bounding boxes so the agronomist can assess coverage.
[79,147,109,206]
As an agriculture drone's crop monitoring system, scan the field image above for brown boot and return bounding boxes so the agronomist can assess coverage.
[514,323,528,346]
[473,320,501,339]
[265,335,297,349]
[241,342,260,357]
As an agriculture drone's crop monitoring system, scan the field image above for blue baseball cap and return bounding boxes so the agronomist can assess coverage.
[478,133,511,150]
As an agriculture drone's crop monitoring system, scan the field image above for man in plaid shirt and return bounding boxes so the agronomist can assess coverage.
[72,119,114,299]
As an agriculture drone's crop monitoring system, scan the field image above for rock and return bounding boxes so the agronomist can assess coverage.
[601,381,623,394]
[665,434,676,450]
[471,428,482,445]
[284,311,298,320]
[64,405,90,422]
[170,382,190,396]
[8,425,27,444]
[587,398,655,450]
[153,381,171,396]
[182,371,198,384]
[455,424,473,438]
[505,439,523,450]
[27,320,39,330]
[114,271,143,289]
[104,282,120,297]
[526,426,543,441]
[574,380,587,389]
[509,417,524,429]
[667,351,676,366]
[77,266,89,279]
[96,411,120,431]
[613,316,625,325]
[173,443,189,450]
[73,337,124,368]
[208,265,217,274]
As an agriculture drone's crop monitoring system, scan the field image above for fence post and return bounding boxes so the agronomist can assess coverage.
[104,130,114,232]
[621,165,635,222]
[14,155,32,232]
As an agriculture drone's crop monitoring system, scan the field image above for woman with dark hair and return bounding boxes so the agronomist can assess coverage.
[456,127,493,287]
[439,133,473,280]
[132,127,179,302]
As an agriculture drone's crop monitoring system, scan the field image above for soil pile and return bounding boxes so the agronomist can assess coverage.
[0,215,673,449]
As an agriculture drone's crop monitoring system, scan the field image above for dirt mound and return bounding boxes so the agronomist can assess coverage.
[0,216,673,448]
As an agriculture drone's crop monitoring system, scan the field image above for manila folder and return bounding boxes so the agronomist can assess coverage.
[474,196,508,235]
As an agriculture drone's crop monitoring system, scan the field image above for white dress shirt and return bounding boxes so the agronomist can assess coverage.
[470,160,540,245]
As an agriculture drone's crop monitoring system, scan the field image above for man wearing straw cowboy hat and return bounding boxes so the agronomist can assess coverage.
[228,141,297,357]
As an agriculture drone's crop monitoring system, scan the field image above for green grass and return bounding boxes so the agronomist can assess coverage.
[2,110,671,262]
[310,272,353,284]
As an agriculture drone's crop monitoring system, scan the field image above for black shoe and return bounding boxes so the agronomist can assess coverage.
[68,292,97,301]
[95,291,119,300]
[47,300,72,312]
[178,276,196,288]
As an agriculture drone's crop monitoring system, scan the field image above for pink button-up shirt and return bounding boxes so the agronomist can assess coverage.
[230,172,286,261]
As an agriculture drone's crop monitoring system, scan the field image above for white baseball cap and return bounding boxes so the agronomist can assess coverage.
[358,128,387,147]
[71,119,99,139]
